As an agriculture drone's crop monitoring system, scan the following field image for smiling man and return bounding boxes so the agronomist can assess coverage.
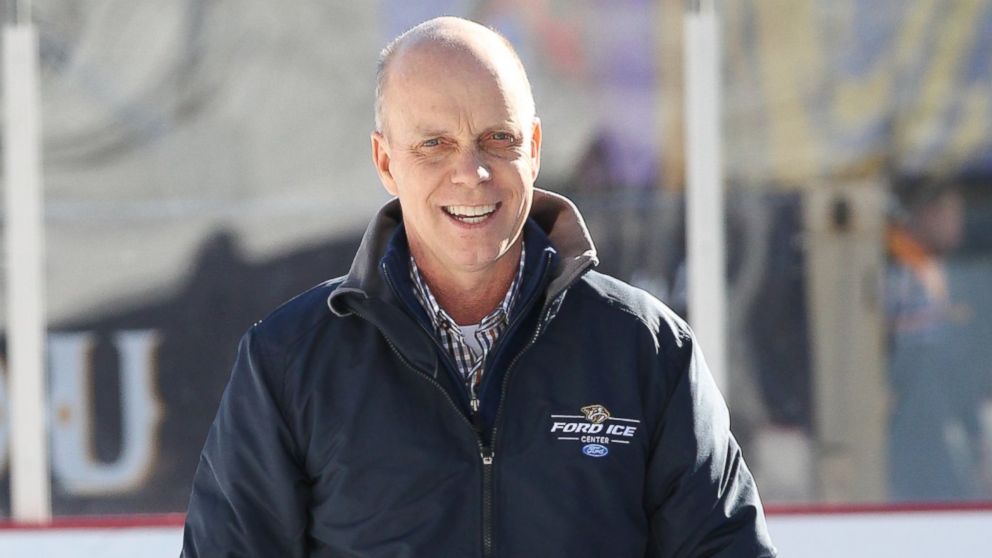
[182,16,776,558]
[370,32,537,319]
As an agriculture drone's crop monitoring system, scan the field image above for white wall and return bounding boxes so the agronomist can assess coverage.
[768,509,992,558]
[0,510,990,557]
[0,526,181,558]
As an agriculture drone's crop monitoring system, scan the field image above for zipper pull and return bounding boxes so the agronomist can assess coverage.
[470,396,485,435]
[481,446,494,465]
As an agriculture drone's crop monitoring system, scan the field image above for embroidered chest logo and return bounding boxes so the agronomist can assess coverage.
[549,404,640,457]
[580,404,610,424]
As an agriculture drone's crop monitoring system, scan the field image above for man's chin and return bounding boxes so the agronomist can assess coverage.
[444,248,513,273]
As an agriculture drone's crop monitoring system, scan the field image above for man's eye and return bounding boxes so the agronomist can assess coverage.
[491,132,513,141]
[422,138,441,148]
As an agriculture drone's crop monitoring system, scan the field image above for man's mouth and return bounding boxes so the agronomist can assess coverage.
[442,203,500,224]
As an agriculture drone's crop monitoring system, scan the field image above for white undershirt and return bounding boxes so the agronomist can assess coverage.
[457,323,484,356]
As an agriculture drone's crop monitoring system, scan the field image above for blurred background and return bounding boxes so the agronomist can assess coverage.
[0,0,990,523]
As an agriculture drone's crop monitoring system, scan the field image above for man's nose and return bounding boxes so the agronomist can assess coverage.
[450,147,491,186]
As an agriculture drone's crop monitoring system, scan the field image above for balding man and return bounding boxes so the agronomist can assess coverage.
[182,17,776,558]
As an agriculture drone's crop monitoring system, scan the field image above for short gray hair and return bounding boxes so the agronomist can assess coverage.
[373,17,535,134]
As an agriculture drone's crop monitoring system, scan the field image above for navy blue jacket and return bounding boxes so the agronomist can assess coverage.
[182,190,776,557]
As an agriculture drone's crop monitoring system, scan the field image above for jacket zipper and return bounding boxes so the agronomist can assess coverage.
[475,255,557,558]
[481,444,494,557]
[372,252,566,558]
[354,308,494,556]
[489,302,549,456]
[377,332,482,447]
[471,304,550,558]
[383,334,496,557]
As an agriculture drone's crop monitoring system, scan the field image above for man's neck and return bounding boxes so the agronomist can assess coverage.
[412,242,522,325]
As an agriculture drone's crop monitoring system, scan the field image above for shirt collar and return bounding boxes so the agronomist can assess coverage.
[409,243,526,332]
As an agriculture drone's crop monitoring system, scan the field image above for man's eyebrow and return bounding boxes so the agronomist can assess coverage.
[410,124,522,139]
[477,123,522,135]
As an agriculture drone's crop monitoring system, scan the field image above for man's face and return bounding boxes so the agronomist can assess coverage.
[371,43,541,275]
[918,190,965,254]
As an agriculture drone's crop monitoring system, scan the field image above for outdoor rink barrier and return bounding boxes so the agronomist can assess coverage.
[0,505,990,557]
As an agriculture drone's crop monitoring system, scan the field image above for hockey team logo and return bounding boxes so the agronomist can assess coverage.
[580,404,610,424]
[549,404,640,456]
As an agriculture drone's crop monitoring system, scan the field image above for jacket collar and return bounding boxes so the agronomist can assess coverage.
[328,188,598,317]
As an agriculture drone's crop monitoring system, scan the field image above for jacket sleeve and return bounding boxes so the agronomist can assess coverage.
[182,327,309,557]
[644,328,777,558]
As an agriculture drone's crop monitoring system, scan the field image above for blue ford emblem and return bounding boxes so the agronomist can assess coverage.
[582,444,609,457]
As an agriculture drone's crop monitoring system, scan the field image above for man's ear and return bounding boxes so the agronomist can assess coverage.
[529,117,542,180]
[371,131,398,196]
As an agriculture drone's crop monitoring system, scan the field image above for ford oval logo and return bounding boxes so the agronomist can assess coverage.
[582,443,609,457]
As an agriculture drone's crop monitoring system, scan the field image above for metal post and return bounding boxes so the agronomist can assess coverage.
[8,0,31,25]
[804,183,888,502]
[683,0,727,391]
[4,0,51,522]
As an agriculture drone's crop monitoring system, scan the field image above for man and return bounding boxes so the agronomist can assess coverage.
[182,16,776,557]
[885,180,982,502]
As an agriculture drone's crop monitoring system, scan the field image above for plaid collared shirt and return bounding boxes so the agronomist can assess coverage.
[409,245,525,406]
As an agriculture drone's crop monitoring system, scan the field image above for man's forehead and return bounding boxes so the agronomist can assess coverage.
[386,53,527,133]
[376,18,535,136]
[392,37,511,83]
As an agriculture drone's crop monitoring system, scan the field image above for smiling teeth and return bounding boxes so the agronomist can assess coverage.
[443,204,497,224]
[445,204,497,217]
